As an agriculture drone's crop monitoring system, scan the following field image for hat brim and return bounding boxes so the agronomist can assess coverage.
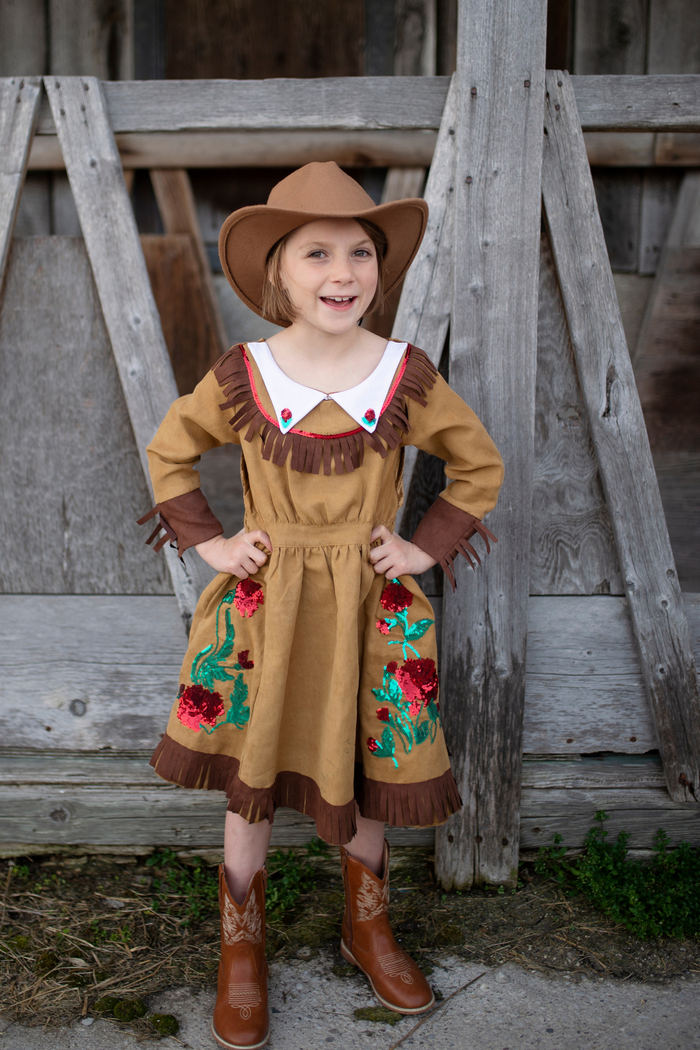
[218,198,429,327]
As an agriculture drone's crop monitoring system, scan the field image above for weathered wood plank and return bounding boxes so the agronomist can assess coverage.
[592,169,641,272]
[149,169,228,356]
[141,233,223,395]
[2,594,696,756]
[28,129,441,171]
[573,0,647,75]
[392,75,456,535]
[0,238,171,596]
[633,173,700,593]
[638,170,681,275]
[0,596,184,750]
[0,2,47,78]
[29,75,700,137]
[48,0,133,81]
[522,755,666,790]
[0,76,42,284]
[647,0,700,76]
[520,788,700,849]
[436,0,547,890]
[571,75,700,132]
[531,233,623,596]
[542,72,700,803]
[523,596,656,754]
[0,787,432,848]
[44,75,204,629]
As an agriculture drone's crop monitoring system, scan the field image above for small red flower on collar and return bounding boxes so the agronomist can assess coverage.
[363,408,376,424]
[280,407,292,424]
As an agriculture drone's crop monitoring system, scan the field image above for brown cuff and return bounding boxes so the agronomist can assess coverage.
[411,496,497,591]
[137,489,223,558]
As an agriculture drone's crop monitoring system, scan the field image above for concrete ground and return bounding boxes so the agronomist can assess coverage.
[1,954,698,1050]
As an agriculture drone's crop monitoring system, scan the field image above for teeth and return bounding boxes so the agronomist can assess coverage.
[325,296,353,301]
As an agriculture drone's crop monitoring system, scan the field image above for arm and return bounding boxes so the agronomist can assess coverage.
[370,366,504,587]
[139,368,238,558]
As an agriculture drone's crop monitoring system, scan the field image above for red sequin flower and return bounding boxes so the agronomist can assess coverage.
[363,408,376,423]
[367,737,379,753]
[280,408,292,423]
[408,699,421,718]
[234,579,265,618]
[376,706,390,722]
[177,684,224,733]
[396,658,438,708]
[376,619,391,635]
[380,582,414,613]
[237,650,254,669]
[386,661,398,674]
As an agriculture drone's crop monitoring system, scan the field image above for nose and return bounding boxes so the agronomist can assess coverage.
[328,254,354,285]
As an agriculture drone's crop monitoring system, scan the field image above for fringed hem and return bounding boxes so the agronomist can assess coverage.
[136,505,177,554]
[150,735,461,845]
[356,767,462,828]
[411,496,498,591]
[212,343,438,475]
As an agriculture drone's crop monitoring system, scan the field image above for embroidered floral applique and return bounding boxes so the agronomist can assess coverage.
[222,888,263,945]
[363,408,376,425]
[176,684,224,733]
[280,407,293,428]
[234,579,265,618]
[356,870,389,921]
[177,588,256,734]
[367,580,439,767]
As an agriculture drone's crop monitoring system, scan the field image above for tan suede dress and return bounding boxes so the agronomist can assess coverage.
[143,341,503,844]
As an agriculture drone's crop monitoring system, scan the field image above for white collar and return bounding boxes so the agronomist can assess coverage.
[246,340,408,434]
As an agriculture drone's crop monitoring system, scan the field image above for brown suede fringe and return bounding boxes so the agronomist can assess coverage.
[150,734,461,845]
[440,517,498,591]
[136,505,177,554]
[213,343,438,475]
[356,766,462,829]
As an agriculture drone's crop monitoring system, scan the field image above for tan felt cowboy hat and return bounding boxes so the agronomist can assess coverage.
[218,161,428,325]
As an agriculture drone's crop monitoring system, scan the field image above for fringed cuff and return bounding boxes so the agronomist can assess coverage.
[411,495,497,591]
[137,489,223,558]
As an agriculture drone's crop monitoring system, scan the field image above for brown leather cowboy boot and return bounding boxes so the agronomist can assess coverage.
[211,865,269,1050]
[340,841,434,1014]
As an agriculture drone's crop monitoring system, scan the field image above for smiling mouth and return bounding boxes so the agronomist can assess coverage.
[320,296,357,310]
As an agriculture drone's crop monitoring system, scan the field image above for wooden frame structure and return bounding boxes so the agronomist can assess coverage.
[1,0,699,884]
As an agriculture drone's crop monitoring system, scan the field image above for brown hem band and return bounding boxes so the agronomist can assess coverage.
[150,734,462,845]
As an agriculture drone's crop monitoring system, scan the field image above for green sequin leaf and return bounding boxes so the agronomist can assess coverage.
[414,720,431,744]
[405,618,434,642]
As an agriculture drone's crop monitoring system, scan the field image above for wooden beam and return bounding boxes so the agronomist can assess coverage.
[43,76,204,631]
[436,0,547,890]
[149,168,229,355]
[392,75,457,533]
[29,74,700,137]
[541,71,700,805]
[0,76,42,289]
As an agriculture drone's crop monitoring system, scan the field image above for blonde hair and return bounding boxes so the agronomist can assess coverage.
[261,218,388,325]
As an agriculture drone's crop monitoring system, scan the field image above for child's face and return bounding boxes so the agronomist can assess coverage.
[279,218,379,334]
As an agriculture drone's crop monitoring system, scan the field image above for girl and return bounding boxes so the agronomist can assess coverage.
[140,161,503,1050]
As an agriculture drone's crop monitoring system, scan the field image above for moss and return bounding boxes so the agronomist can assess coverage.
[354,1006,401,1026]
[332,963,356,978]
[34,951,58,976]
[8,934,30,950]
[112,999,147,1021]
[148,1013,180,1037]
[93,996,120,1015]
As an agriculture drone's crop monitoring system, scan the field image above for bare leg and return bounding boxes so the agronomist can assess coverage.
[343,807,385,875]
[224,811,273,903]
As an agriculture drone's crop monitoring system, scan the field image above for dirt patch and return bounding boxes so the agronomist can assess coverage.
[0,847,698,1031]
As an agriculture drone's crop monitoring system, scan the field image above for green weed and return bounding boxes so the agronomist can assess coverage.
[147,850,219,926]
[266,847,317,921]
[536,811,700,939]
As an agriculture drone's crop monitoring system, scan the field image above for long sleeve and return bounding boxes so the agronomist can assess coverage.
[139,367,240,557]
[404,371,504,588]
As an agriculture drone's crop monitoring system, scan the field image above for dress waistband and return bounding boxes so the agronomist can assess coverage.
[264,522,379,549]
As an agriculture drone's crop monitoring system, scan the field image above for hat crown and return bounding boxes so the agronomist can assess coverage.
[266,162,376,216]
